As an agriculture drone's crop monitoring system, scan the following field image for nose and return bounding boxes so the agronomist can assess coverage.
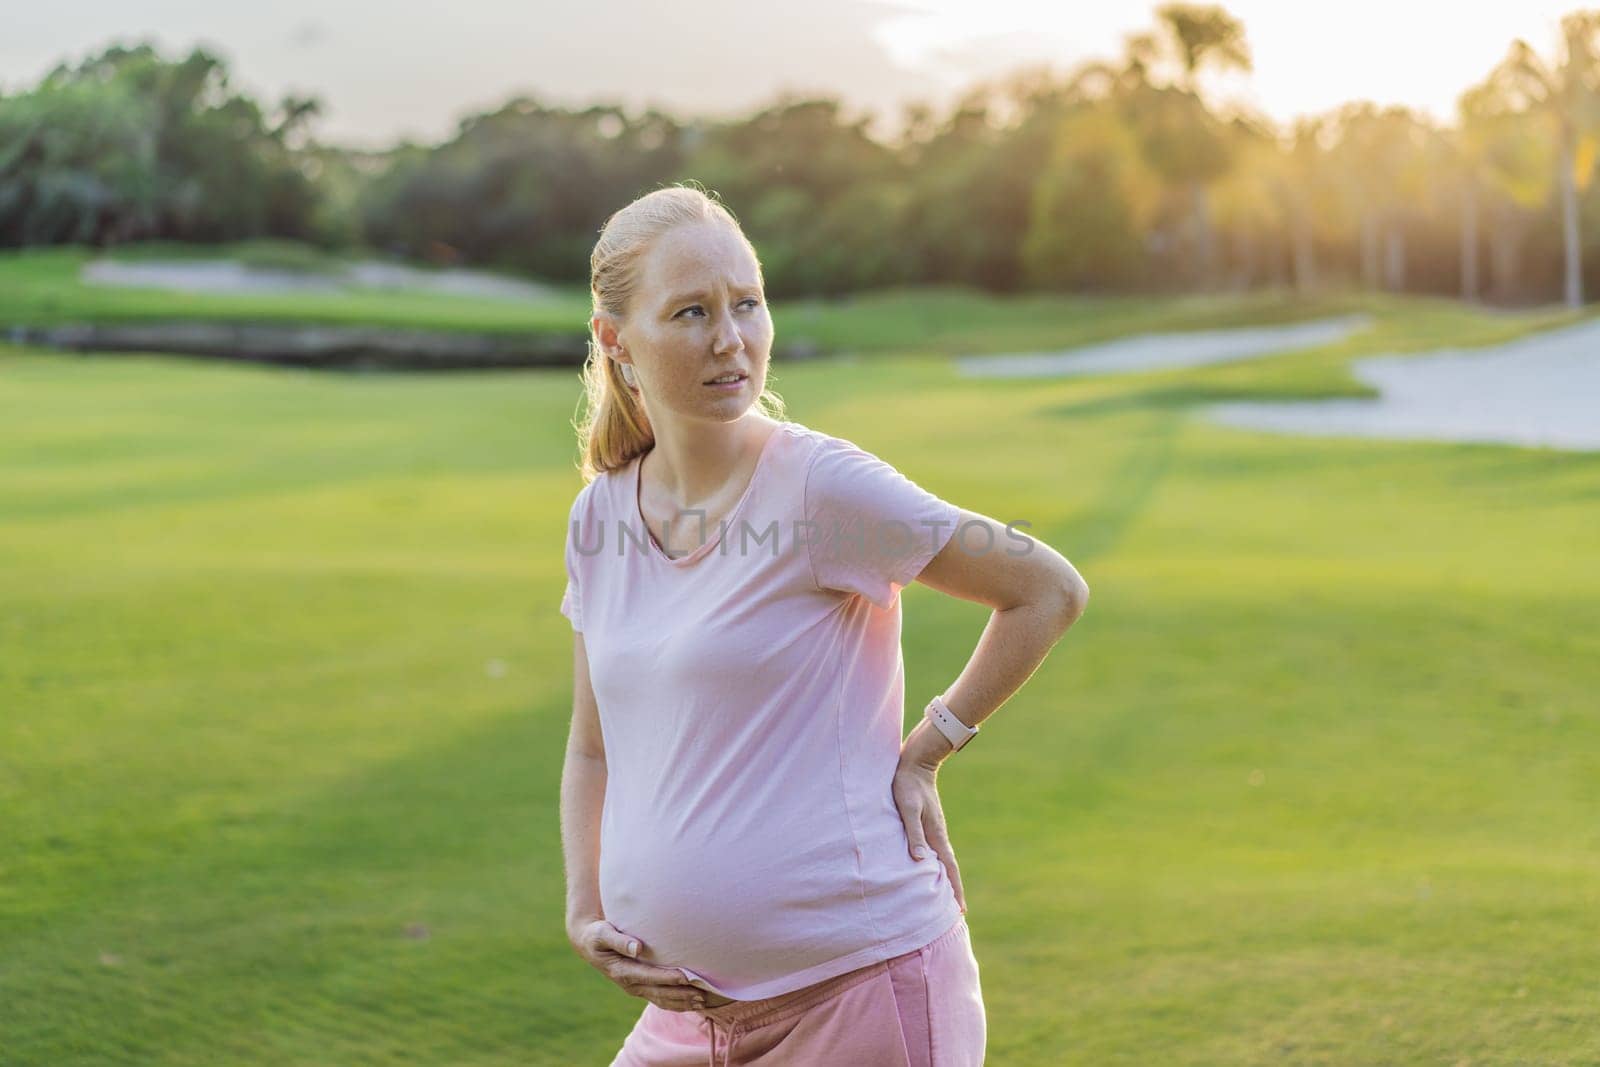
[711,309,743,356]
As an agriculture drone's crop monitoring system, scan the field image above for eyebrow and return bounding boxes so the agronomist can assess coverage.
[664,286,762,306]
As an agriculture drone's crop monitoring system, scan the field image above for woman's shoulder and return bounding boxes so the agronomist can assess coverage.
[782,421,909,486]
[566,463,622,524]
[778,419,871,468]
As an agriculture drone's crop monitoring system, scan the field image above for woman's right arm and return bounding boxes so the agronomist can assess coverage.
[561,632,608,947]
[560,632,709,1012]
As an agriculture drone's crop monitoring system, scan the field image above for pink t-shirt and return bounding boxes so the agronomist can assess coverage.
[559,419,965,1000]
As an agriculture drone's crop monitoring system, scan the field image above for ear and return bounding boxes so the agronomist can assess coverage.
[591,312,626,360]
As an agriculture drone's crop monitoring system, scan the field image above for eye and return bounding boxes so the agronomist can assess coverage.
[675,298,762,319]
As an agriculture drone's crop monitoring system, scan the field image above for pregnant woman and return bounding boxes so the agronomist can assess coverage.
[559,184,1090,1066]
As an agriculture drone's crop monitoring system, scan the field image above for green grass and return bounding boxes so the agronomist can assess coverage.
[8,241,1573,359]
[0,246,594,335]
[2,294,1599,1064]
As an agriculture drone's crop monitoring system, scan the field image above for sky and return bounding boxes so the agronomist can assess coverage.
[0,1,1586,149]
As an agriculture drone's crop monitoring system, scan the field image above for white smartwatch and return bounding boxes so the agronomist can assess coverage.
[924,693,979,752]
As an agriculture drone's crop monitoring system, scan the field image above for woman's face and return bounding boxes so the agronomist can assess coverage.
[601,219,773,426]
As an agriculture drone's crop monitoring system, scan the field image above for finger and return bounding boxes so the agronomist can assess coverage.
[916,806,950,869]
[946,854,966,913]
[601,922,643,959]
[899,802,930,862]
[619,962,698,989]
[930,833,966,913]
[642,982,710,1012]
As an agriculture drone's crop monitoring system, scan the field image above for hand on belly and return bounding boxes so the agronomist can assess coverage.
[699,990,737,1008]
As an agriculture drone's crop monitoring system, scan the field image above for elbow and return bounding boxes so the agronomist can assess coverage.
[1048,572,1089,631]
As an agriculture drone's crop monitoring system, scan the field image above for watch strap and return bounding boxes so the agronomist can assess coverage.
[925,693,978,751]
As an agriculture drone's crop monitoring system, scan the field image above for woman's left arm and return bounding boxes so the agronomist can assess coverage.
[892,508,1090,913]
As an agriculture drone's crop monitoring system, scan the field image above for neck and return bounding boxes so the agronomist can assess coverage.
[644,415,779,507]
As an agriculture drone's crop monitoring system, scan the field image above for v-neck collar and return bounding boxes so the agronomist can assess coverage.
[631,421,791,567]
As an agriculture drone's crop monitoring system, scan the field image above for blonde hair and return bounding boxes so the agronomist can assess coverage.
[572,181,787,483]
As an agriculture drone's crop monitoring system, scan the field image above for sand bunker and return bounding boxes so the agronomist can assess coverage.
[954,314,1372,379]
[81,258,554,301]
[1202,317,1600,451]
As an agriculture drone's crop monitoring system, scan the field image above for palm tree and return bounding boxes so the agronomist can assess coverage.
[1208,112,1284,290]
[1326,104,1435,294]
[1153,2,1254,89]
[1486,11,1600,308]
[1284,117,1328,293]
[1118,4,1253,287]
[1454,84,1501,302]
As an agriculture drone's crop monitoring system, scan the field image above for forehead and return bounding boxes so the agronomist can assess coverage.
[636,221,760,298]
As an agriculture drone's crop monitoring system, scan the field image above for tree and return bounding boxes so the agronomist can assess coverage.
[360,98,688,278]
[0,41,325,247]
[1209,112,1291,291]
[1270,116,1349,294]
[1453,85,1500,301]
[1457,76,1561,303]
[1487,11,1600,308]
[1152,2,1253,90]
[1326,104,1435,293]
[1126,4,1254,285]
[1021,106,1162,291]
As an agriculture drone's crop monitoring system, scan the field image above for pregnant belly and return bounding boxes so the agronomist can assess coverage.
[597,817,875,995]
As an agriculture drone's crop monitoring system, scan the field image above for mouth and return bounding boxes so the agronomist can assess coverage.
[703,372,749,386]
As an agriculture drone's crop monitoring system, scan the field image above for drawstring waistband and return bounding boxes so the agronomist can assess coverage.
[690,959,882,1067]
[699,1015,744,1067]
[688,917,966,1064]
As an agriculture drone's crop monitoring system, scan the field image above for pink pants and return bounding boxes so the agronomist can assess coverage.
[609,916,986,1066]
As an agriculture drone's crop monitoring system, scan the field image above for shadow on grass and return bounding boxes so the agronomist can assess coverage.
[7,696,630,1066]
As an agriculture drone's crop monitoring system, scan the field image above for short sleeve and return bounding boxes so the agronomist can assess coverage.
[559,492,585,632]
[803,436,962,611]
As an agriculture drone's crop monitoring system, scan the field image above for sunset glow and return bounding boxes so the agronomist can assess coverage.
[873,0,1584,126]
